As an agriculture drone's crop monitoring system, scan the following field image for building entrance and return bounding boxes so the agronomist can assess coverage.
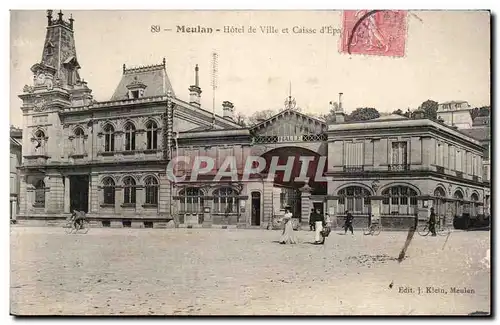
[251,192,261,226]
[70,175,89,213]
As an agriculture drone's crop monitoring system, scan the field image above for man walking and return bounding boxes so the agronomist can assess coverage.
[313,208,326,244]
[429,207,437,236]
[309,208,316,231]
[344,210,354,235]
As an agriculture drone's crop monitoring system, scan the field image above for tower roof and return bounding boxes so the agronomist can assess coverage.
[110,60,175,100]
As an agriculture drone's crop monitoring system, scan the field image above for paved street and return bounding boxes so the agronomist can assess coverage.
[10,227,490,315]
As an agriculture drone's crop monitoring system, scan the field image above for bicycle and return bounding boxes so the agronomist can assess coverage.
[417,222,450,237]
[363,221,382,236]
[63,218,90,234]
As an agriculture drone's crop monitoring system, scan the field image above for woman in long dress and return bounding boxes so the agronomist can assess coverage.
[279,207,297,244]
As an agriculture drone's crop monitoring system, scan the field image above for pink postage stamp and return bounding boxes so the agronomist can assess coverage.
[341,10,407,57]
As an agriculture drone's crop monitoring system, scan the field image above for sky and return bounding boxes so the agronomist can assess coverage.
[9,10,490,128]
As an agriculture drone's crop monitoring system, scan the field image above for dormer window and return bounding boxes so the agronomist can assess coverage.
[130,90,140,99]
[126,76,147,100]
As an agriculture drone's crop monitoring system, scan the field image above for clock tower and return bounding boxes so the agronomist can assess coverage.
[18,10,93,215]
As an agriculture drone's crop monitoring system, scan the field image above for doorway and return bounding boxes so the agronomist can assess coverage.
[70,175,89,213]
[312,201,324,215]
[251,192,261,226]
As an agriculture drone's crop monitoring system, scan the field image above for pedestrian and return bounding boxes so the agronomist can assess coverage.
[279,207,297,244]
[309,208,316,231]
[429,207,437,236]
[314,208,326,245]
[344,210,354,235]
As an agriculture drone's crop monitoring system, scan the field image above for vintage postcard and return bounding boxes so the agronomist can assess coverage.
[9,10,491,316]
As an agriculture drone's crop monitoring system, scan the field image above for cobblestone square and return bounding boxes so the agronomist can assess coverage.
[10,227,490,315]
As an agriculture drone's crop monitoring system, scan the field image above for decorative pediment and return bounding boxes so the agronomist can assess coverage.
[250,109,327,137]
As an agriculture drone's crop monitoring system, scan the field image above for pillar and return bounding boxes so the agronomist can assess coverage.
[46,174,64,213]
[262,180,273,228]
[158,173,171,217]
[64,176,70,213]
[19,175,27,215]
[370,198,382,225]
[326,198,338,228]
[89,174,99,214]
[300,184,312,228]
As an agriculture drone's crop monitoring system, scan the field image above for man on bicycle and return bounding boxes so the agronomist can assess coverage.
[428,207,437,236]
[71,210,86,229]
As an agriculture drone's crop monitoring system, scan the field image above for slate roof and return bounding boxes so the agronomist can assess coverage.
[110,61,175,100]
[459,126,491,141]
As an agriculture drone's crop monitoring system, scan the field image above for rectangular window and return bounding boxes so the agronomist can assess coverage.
[145,186,158,205]
[344,142,364,167]
[391,141,408,165]
[104,188,115,204]
[105,135,114,152]
[456,150,462,171]
[436,143,444,166]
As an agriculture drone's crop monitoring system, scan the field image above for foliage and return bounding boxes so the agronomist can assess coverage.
[418,100,439,120]
[247,109,277,126]
[234,112,247,127]
[348,107,380,121]
[470,106,490,120]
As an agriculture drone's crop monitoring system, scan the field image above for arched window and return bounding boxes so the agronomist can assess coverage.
[452,190,464,217]
[338,186,371,214]
[34,130,45,153]
[382,186,418,215]
[34,179,46,207]
[74,127,85,154]
[104,124,115,152]
[179,188,203,213]
[433,187,446,217]
[102,177,115,205]
[470,193,479,217]
[146,121,158,150]
[123,176,136,205]
[124,123,136,151]
[144,176,159,205]
[214,187,239,214]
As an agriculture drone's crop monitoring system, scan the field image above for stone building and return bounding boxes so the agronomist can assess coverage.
[10,126,22,221]
[16,11,489,228]
[16,11,240,227]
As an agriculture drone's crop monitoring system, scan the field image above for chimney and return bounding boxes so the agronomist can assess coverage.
[189,64,202,107]
[222,101,234,120]
[334,92,346,123]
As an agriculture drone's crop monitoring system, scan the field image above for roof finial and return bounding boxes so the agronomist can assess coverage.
[46,10,53,26]
[162,57,166,67]
[195,64,199,87]
[283,81,296,110]
[122,64,126,73]
[58,10,63,23]
[69,13,74,29]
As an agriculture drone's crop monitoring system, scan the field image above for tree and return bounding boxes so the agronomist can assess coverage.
[392,109,404,116]
[234,112,247,127]
[247,109,277,126]
[320,101,339,123]
[470,106,490,120]
[348,107,380,121]
[418,100,439,120]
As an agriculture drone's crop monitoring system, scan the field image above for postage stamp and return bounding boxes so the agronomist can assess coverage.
[341,10,408,57]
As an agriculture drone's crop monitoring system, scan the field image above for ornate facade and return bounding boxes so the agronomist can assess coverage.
[17,11,490,228]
